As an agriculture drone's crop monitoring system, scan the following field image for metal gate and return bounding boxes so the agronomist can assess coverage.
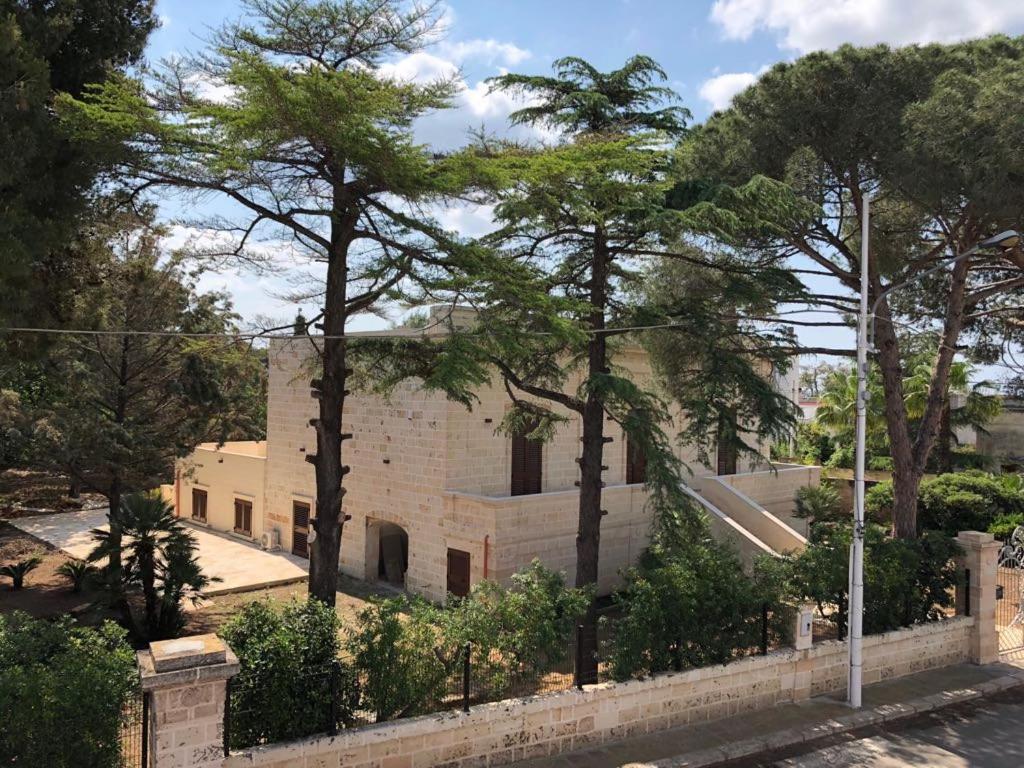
[997,566,1024,656]
[120,690,149,768]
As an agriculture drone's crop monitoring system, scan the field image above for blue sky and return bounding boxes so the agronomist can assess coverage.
[148,1,1024,377]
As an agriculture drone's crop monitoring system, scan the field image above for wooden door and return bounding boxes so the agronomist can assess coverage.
[234,499,252,535]
[510,425,543,496]
[191,488,207,522]
[292,501,310,558]
[446,548,471,598]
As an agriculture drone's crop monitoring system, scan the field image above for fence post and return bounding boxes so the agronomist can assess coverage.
[329,660,340,736]
[138,634,238,768]
[964,568,972,617]
[574,624,584,690]
[141,691,150,768]
[760,602,769,655]
[462,642,471,713]
[222,678,231,757]
[955,531,1000,664]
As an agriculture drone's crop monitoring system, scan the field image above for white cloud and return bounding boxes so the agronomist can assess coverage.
[439,39,531,66]
[710,0,1024,53]
[699,71,758,111]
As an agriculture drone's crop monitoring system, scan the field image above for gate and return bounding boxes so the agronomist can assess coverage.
[120,689,149,768]
[998,566,1024,656]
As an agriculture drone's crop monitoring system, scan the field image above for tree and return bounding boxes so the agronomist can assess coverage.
[677,38,1024,537]
[25,208,259,615]
[90,494,211,639]
[458,56,695,677]
[60,0,475,604]
[0,0,157,329]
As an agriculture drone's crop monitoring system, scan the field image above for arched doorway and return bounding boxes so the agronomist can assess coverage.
[365,519,409,587]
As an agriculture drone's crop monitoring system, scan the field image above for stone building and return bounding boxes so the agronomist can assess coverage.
[173,312,811,602]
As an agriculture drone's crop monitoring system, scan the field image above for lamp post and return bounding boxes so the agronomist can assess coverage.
[848,203,1019,708]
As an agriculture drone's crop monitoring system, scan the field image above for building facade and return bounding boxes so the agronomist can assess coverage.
[174,330,801,602]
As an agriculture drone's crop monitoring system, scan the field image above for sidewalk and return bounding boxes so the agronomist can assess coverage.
[518,660,1024,768]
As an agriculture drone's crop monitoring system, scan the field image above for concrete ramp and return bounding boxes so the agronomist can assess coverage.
[697,476,808,556]
[681,485,778,568]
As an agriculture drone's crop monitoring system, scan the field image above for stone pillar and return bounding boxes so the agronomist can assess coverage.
[138,634,239,768]
[955,531,1001,665]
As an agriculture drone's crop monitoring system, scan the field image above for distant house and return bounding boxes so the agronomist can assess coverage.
[976,398,1024,472]
[173,308,813,601]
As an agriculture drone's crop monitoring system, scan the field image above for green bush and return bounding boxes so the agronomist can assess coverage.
[221,598,357,748]
[918,471,1024,536]
[346,599,450,722]
[868,455,894,472]
[605,543,787,681]
[865,480,894,521]
[434,560,589,698]
[796,422,835,465]
[786,524,960,636]
[794,483,842,524]
[988,513,1024,541]
[824,443,855,469]
[0,612,137,768]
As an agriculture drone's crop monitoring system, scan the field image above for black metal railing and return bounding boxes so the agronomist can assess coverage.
[119,689,147,768]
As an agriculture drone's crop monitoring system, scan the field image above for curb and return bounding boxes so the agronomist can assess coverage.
[650,669,1024,768]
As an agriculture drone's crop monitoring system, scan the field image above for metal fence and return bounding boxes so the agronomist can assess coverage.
[224,607,781,752]
[119,689,148,768]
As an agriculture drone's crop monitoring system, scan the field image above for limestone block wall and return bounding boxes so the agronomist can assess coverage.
[221,617,974,768]
[445,483,651,595]
[175,444,267,542]
[719,465,821,538]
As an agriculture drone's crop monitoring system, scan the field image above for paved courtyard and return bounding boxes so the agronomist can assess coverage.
[11,509,308,595]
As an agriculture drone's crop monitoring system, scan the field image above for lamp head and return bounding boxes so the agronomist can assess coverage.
[978,230,1021,250]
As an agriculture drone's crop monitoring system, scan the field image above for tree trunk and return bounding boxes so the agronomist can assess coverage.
[872,298,918,538]
[307,201,355,606]
[575,231,609,682]
[936,400,953,474]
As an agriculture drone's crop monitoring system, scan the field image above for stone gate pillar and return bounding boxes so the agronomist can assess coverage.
[955,530,1001,665]
[138,634,238,768]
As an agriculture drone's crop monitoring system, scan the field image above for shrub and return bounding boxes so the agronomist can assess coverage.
[346,598,450,722]
[794,484,842,524]
[605,542,786,681]
[0,555,42,590]
[0,612,137,768]
[795,422,835,465]
[824,443,855,469]
[435,560,589,697]
[868,455,894,472]
[918,471,1024,536]
[786,524,960,636]
[865,480,894,522]
[57,560,95,593]
[988,513,1024,542]
[221,598,357,748]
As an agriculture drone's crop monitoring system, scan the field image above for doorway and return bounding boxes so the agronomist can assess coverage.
[446,548,471,598]
[365,519,408,586]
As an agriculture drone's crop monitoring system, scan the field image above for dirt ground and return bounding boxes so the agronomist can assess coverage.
[0,522,106,621]
[0,468,105,516]
[183,573,401,635]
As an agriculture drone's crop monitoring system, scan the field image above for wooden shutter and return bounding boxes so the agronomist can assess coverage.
[234,499,252,535]
[446,548,471,597]
[510,424,543,496]
[626,435,647,484]
[191,489,207,522]
[716,411,738,476]
[292,501,310,558]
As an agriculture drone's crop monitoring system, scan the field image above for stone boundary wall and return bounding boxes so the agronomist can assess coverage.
[222,617,973,768]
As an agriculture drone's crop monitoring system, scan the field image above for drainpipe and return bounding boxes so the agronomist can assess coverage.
[483,535,490,579]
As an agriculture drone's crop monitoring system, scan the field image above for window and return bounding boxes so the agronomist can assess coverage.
[510,424,543,496]
[292,501,310,558]
[626,435,647,484]
[191,488,207,522]
[234,498,253,536]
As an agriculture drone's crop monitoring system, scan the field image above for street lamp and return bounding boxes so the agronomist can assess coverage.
[849,200,1019,708]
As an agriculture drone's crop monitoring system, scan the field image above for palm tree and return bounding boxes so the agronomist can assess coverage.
[904,358,1001,472]
[90,493,212,639]
[814,367,886,445]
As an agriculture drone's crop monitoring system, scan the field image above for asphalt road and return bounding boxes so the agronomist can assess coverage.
[727,687,1024,767]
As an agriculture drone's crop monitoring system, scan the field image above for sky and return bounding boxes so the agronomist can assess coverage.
[147,0,1024,377]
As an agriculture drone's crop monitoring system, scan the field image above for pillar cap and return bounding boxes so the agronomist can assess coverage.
[139,634,238,690]
[956,530,1001,549]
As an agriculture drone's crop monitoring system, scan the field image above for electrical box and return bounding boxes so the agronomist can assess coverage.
[799,608,813,637]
